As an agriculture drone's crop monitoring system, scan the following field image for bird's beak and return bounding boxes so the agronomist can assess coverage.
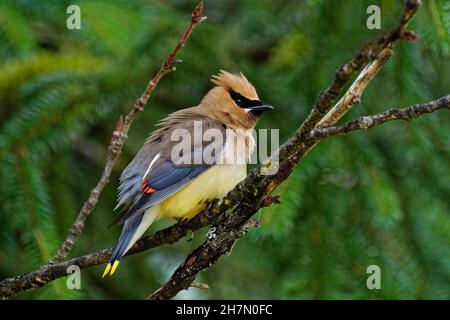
[246,102,274,112]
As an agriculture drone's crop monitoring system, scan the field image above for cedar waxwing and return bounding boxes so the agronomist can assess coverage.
[103,71,273,277]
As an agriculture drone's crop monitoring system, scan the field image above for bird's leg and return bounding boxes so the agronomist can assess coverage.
[175,218,194,241]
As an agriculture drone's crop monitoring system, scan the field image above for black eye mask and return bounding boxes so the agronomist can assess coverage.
[229,90,262,109]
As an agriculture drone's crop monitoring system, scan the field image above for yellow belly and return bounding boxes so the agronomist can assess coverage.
[159,164,246,220]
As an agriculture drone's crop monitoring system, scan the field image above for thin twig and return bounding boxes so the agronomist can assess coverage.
[190,282,210,289]
[317,47,393,127]
[311,94,450,139]
[49,1,206,264]
[317,0,421,128]
[295,0,421,138]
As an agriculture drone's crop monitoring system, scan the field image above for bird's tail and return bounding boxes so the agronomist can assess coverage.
[102,206,159,277]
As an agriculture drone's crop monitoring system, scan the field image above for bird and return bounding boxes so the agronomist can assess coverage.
[102,70,273,277]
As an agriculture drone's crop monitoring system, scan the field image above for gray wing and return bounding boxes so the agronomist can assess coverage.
[112,158,209,226]
[110,115,226,226]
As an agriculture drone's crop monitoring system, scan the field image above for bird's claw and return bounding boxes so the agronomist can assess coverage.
[204,200,215,219]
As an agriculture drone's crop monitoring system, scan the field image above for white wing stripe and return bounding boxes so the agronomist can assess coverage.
[143,153,160,180]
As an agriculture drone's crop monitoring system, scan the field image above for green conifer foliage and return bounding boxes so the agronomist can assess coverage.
[0,0,448,299]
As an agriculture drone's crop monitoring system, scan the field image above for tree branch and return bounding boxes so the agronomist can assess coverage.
[311,95,450,139]
[2,92,444,300]
[49,1,206,264]
[317,0,421,128]
[317,47,393,127]
[296,0,421,137]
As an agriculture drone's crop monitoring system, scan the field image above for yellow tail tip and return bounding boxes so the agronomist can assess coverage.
[102,260,120,278]
[102,263,112,278]
[110,260,120,276]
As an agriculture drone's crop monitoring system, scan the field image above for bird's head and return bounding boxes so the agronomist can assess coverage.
[200,70,273,129]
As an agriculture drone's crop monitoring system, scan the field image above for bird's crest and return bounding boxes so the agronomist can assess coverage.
[211,70,258,100]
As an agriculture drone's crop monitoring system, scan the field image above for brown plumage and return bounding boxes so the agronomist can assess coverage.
[206,70,261,129]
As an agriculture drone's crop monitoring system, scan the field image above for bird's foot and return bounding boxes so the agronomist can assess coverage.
[204,200,216,219]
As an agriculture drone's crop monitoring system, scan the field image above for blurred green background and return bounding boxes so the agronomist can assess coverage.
[0,0,449,299]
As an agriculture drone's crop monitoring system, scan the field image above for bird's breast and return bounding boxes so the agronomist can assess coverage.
[159,164,246,220]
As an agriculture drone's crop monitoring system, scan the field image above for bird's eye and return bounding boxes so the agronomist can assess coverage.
[229,89,263,110]
[229,90,246,108]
